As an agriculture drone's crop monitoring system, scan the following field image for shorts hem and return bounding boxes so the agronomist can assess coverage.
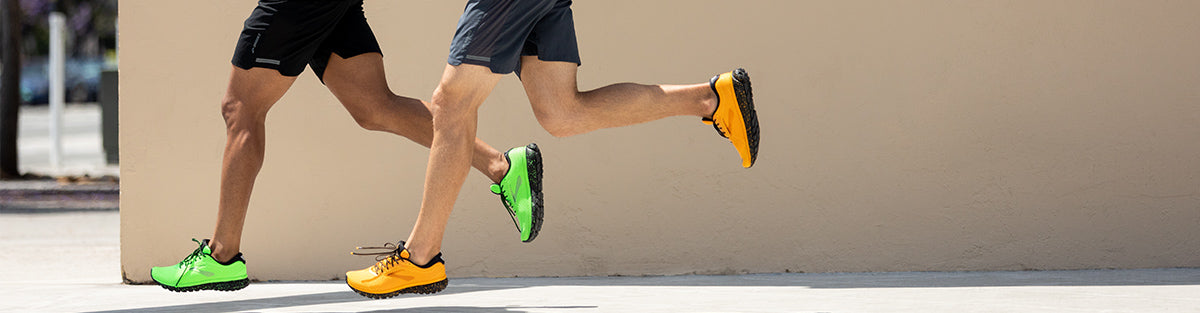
[231,61,304,77]
[449,57,516,75]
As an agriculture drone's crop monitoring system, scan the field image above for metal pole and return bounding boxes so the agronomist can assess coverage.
[49,12,65,170]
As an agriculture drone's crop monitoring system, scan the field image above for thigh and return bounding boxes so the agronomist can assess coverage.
[231,0,356,77]
[517,56,578,114]
[224,66,298,116]
[321,52,391,112]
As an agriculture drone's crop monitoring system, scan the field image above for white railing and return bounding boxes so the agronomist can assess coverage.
[48,12,64,170]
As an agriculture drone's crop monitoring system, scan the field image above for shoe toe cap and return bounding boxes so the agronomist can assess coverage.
[150,266,181,285]
[345,268,375,283]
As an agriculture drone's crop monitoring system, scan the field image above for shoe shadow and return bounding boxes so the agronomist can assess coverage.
[82,284,525,313]
[359,306,598,313]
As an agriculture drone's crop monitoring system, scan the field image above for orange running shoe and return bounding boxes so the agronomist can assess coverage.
[702,68,759,168]
[345,241,448,299]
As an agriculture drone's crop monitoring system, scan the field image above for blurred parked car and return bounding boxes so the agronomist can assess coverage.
[19,57,104,105]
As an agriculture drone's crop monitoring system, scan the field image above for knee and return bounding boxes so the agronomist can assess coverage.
[531,99,581,138]
[218,97,269,150]
[536,116,577,138]
[429,89,478,130]
[340,92,406,132]
[346,105,387,132]
[220,97,259,132]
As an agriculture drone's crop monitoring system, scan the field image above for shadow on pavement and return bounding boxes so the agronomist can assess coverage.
[82,284,534,313]
[83,291,364,313]
[73,269,1200,312]
[360,306,598,313]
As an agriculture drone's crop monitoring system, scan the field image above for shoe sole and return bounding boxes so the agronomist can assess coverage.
[732,68,759,167]
[157,278,249,292]
[348,278,449,299]
[524,143,544,243]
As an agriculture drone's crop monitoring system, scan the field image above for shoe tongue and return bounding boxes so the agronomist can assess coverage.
[201,239,213,254]
[396,241,408,254]
[490,184,502,194]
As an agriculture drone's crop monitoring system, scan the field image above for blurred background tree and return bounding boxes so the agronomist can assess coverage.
[2,0,21,178]
[18,0,118,58]
[0,0,117,178]
[17,0,118,104]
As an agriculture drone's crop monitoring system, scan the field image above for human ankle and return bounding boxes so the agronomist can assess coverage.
[404,245,439,266]
[490,154,510,183]
[700,84,719,118]
[209,242,238,263]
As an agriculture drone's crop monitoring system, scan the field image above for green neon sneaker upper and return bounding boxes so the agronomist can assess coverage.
[490,143,544,242]
[150,238,248,291]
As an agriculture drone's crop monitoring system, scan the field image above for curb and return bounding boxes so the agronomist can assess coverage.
[0,180,119,212]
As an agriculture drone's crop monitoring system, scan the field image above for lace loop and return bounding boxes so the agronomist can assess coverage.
[179,238,208,266]
[352,241,409,273]
[705,117,730,139]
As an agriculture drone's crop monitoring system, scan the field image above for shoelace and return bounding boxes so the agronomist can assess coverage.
[713,121,730,139]
[703,117,730,139]
[351,242,408,273]
[180,238,208,267]
[493,185,523,231]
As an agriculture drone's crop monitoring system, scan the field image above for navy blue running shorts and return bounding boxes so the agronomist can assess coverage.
[447,0,582,74]
[231,0,382,81]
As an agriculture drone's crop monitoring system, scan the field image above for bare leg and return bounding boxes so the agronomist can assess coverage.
[518,56,718,137]
[322,53,509,182]
[209,67,297,263]
[401,59,721,263]
[210,55,517,262]
[405,64,503,264]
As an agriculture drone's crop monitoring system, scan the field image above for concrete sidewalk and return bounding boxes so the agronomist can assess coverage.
[2,212,1199,313]
[10,269,1200,313]
[2,103,120,213]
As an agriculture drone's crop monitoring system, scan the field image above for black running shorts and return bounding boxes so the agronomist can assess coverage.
[231,0,382,81]
[447,0,582,74]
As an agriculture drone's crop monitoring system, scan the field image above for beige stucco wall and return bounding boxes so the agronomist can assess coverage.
[120,0,1200,282]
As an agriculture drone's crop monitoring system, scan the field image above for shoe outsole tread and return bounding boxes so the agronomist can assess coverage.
[731,68,759,166]
[157,278,249,292]
[349,278,449,299]
[524,143,544,243]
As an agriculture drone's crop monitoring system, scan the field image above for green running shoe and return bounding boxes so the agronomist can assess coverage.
[490,143,544,242]
[150,238,249,292]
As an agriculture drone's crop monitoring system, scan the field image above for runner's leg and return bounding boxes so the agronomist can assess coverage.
[210,66,297,262]
[404,63,503,265]
[321,52,508,182]
[518,57,717,138]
